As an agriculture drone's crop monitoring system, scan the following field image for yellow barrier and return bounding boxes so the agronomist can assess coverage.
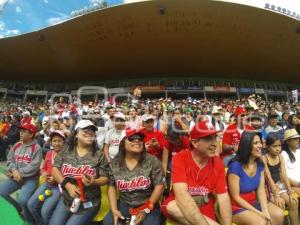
[165,219,181,225]
[93,185,110,221]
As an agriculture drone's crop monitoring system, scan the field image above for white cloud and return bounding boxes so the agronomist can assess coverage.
[0,21,5,30]
[44,0,48,3]
[47,13,68,26]
[123,0,145,3]
[5,29,20,35]
[16,5,21,13]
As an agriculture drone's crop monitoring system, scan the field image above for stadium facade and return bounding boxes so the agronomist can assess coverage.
[0,0,299,101]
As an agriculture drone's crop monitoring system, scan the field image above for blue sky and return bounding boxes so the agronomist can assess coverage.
[0,0,123,38]
[0,0,299,38]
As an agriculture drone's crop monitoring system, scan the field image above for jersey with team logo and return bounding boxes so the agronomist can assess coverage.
[6,141,42,178]
[108,153,165,207]
[53,147,109,213]
[171,149,227,220]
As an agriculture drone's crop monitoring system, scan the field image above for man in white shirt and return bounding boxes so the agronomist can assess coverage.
[103,112,126,162]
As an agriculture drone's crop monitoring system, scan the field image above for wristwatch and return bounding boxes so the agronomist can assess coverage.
[143,208,151,214]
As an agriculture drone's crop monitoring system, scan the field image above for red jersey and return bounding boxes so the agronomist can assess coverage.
[139,128,166,159]
[164,136,190,156]
[222,123,241,158]
[171,150,227,220]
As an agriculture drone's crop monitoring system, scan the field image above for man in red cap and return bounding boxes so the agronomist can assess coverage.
[161,122,232,225]
[222,106,249,166]
[0,122,42,224]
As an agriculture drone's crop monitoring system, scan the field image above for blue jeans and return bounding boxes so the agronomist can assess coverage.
[27,183,61,225]
[103,201,161,225]
[48,197,99,225]
[0,176,38,223]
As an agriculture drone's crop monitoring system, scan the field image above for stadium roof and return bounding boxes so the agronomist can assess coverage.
[0,0,299,83]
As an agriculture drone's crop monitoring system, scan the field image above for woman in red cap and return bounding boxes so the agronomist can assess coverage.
[103,129,165,225]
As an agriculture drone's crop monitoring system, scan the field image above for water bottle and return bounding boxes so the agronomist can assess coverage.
[70,197,81,213]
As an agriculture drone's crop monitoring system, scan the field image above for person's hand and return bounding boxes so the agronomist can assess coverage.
[134,211,147,225]
[273,195,285,209]
[289,191,298,205]
[65,183,80,198]
[6,171,13,178]
[150,138,159,148]
[46,175,55,184]
[112,209,124,225]
[12,170,22,183]
[82,174,95,186]
[233,144,239,152]
[260,211,272,225]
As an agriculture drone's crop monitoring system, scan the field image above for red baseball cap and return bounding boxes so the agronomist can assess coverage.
[18,123,37,134]
[125,129,145,139]
[190,122,220,139]
[235,106,246,116]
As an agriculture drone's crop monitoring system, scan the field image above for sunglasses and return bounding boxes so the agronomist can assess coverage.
[81,127,96,133]
[127,135,144,142]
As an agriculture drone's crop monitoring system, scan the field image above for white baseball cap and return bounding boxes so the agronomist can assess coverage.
[114,112,126,121]
[141,114,155,122]
[75,120,98,131]
[50,130,66,140]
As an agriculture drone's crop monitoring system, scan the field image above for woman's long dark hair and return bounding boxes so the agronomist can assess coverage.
[282,139,296,163]
[116,137,147,169]
[234,131,262,165]
[287,114,298,129]
[67,131,98,156]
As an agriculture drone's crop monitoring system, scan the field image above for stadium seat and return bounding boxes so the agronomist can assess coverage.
[93,185,110,221]
[165,218,181,225]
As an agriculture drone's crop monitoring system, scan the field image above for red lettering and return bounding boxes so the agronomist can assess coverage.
[116,176,151,192]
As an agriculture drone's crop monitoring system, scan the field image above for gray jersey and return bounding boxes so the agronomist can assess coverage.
[53,148,109,213]
[7,141,42,178]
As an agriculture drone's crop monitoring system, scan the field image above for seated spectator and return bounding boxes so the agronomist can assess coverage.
[161,122,232,225]
[103,112,126,162]
[103,130,165,225]
[262,133,298,225]
[27,130,66,225]
[139,114,168,174]
[0,123,42,224]
[49,120,109,225]
[281,129,300,195]
[227,132,284,225]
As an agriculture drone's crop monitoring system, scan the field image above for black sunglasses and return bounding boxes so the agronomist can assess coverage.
[127,135,144,142]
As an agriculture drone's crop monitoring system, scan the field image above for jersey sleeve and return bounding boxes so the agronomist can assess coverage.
[227,161,241,177]
[171,152,187,183]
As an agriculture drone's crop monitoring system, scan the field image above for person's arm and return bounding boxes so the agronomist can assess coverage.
[6,144,17,172]
[257,171,271,222]
[18,145,43,178]
[162,147,168,175]
[52,166,80,198]
[217,193,232,225]
[103,144,110,162]
[173,183,209,225]
[222,144,238,154]
[261,156,285,209]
